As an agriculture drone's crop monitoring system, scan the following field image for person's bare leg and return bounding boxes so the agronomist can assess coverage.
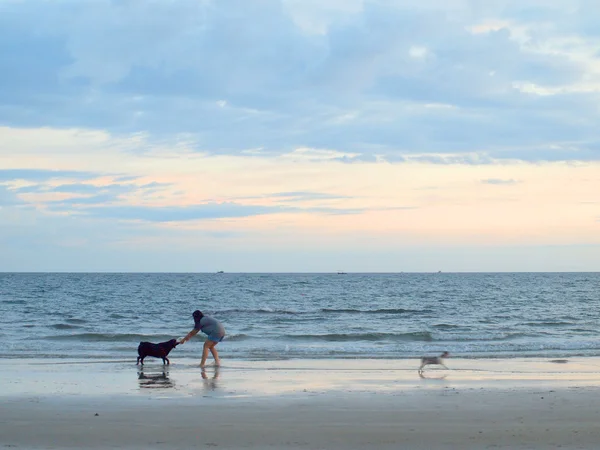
[200,341,212,368]
[209,344,220,366]
[201,341,219,367]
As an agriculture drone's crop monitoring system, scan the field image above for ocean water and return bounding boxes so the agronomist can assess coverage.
[1,272,599,361]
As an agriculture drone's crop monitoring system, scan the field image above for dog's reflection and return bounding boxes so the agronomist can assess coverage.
[201,366,220,391]
[137,368,175,389]
[418,371,448,380]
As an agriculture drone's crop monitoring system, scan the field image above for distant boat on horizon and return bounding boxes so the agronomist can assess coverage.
[337,271,347,275]
[216,270,224,274]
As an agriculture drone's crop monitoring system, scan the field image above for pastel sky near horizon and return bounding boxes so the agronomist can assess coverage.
[1,0,599,272]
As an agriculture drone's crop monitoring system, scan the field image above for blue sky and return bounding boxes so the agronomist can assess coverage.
[1,0,599,271]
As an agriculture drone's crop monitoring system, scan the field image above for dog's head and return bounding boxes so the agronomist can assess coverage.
[161,339,180,352]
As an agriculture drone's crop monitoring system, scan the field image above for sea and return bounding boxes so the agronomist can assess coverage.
[1,272,599,361]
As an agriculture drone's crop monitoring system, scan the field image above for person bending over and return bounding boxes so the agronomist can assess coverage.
[179,310,226,368]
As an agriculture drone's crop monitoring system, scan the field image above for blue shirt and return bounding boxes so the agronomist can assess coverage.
[194,315,225,337]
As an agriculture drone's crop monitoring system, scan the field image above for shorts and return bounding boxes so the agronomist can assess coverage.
[207,334,224,343]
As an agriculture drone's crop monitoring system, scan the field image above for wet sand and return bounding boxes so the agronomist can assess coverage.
[2,357,600,449]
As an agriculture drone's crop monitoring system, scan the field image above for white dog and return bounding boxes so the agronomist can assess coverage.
[418,351,449,373]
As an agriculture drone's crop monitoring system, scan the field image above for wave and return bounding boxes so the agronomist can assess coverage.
[42,330,543,344]
[44,333,180,342]
[109,313,128,319]
[523,321,575,327]
[50,324,82,330]
[432,323,462,329]
[321,308,430,315]
[206,307,432,316]
[216,308,300,315]
[570,327,595,332]
[282,331,433,342]
[440,332,552,342]
[223,333,251,342]
[66,318,88,324]
[43,332,251,343]
[214,307,430,316]
[273,331,543,343]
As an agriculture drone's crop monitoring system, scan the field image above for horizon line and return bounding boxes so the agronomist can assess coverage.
[1,271,599,275]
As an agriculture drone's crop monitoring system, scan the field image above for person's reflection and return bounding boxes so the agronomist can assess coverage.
[201,366,220,391]
[138,368,175,389]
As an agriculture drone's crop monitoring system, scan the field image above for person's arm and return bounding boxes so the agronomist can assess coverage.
[179,328,199,344]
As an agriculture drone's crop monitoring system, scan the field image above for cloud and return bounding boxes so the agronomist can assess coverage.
[0,169,97,182]
[3,167,416,223]
[0,1,599,162]
[481,178,520,185]
[47,193,128,207]
[0,185,23,206]
[48,202,280,222]
[50,183,119,194]
[270,191,351,202]
[44,201,383,222]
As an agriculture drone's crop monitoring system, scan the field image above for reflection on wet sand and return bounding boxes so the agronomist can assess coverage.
[201,366,220,391]
[418,371,448,380]
[138,368,175,389]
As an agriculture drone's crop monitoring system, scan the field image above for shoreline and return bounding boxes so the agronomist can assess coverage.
[3,357,600,448]
[3,356,600,396]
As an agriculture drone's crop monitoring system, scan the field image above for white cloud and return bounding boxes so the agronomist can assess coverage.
[408,45,428,59]
[1,0,600,162]
[282,0,364,35]
[280,147,360,162]
[467,21,511,35]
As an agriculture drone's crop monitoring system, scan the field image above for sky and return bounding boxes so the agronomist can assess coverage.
[1,0,599,272]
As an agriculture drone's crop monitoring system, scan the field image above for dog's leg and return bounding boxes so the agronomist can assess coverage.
[140,357,144,365]
[136,356,140,365]
[165,357,170,365]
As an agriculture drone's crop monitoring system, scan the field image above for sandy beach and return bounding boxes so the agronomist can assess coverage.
[2,357,600,449]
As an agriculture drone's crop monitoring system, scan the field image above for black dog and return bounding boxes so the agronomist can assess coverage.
[137,339,179,365]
